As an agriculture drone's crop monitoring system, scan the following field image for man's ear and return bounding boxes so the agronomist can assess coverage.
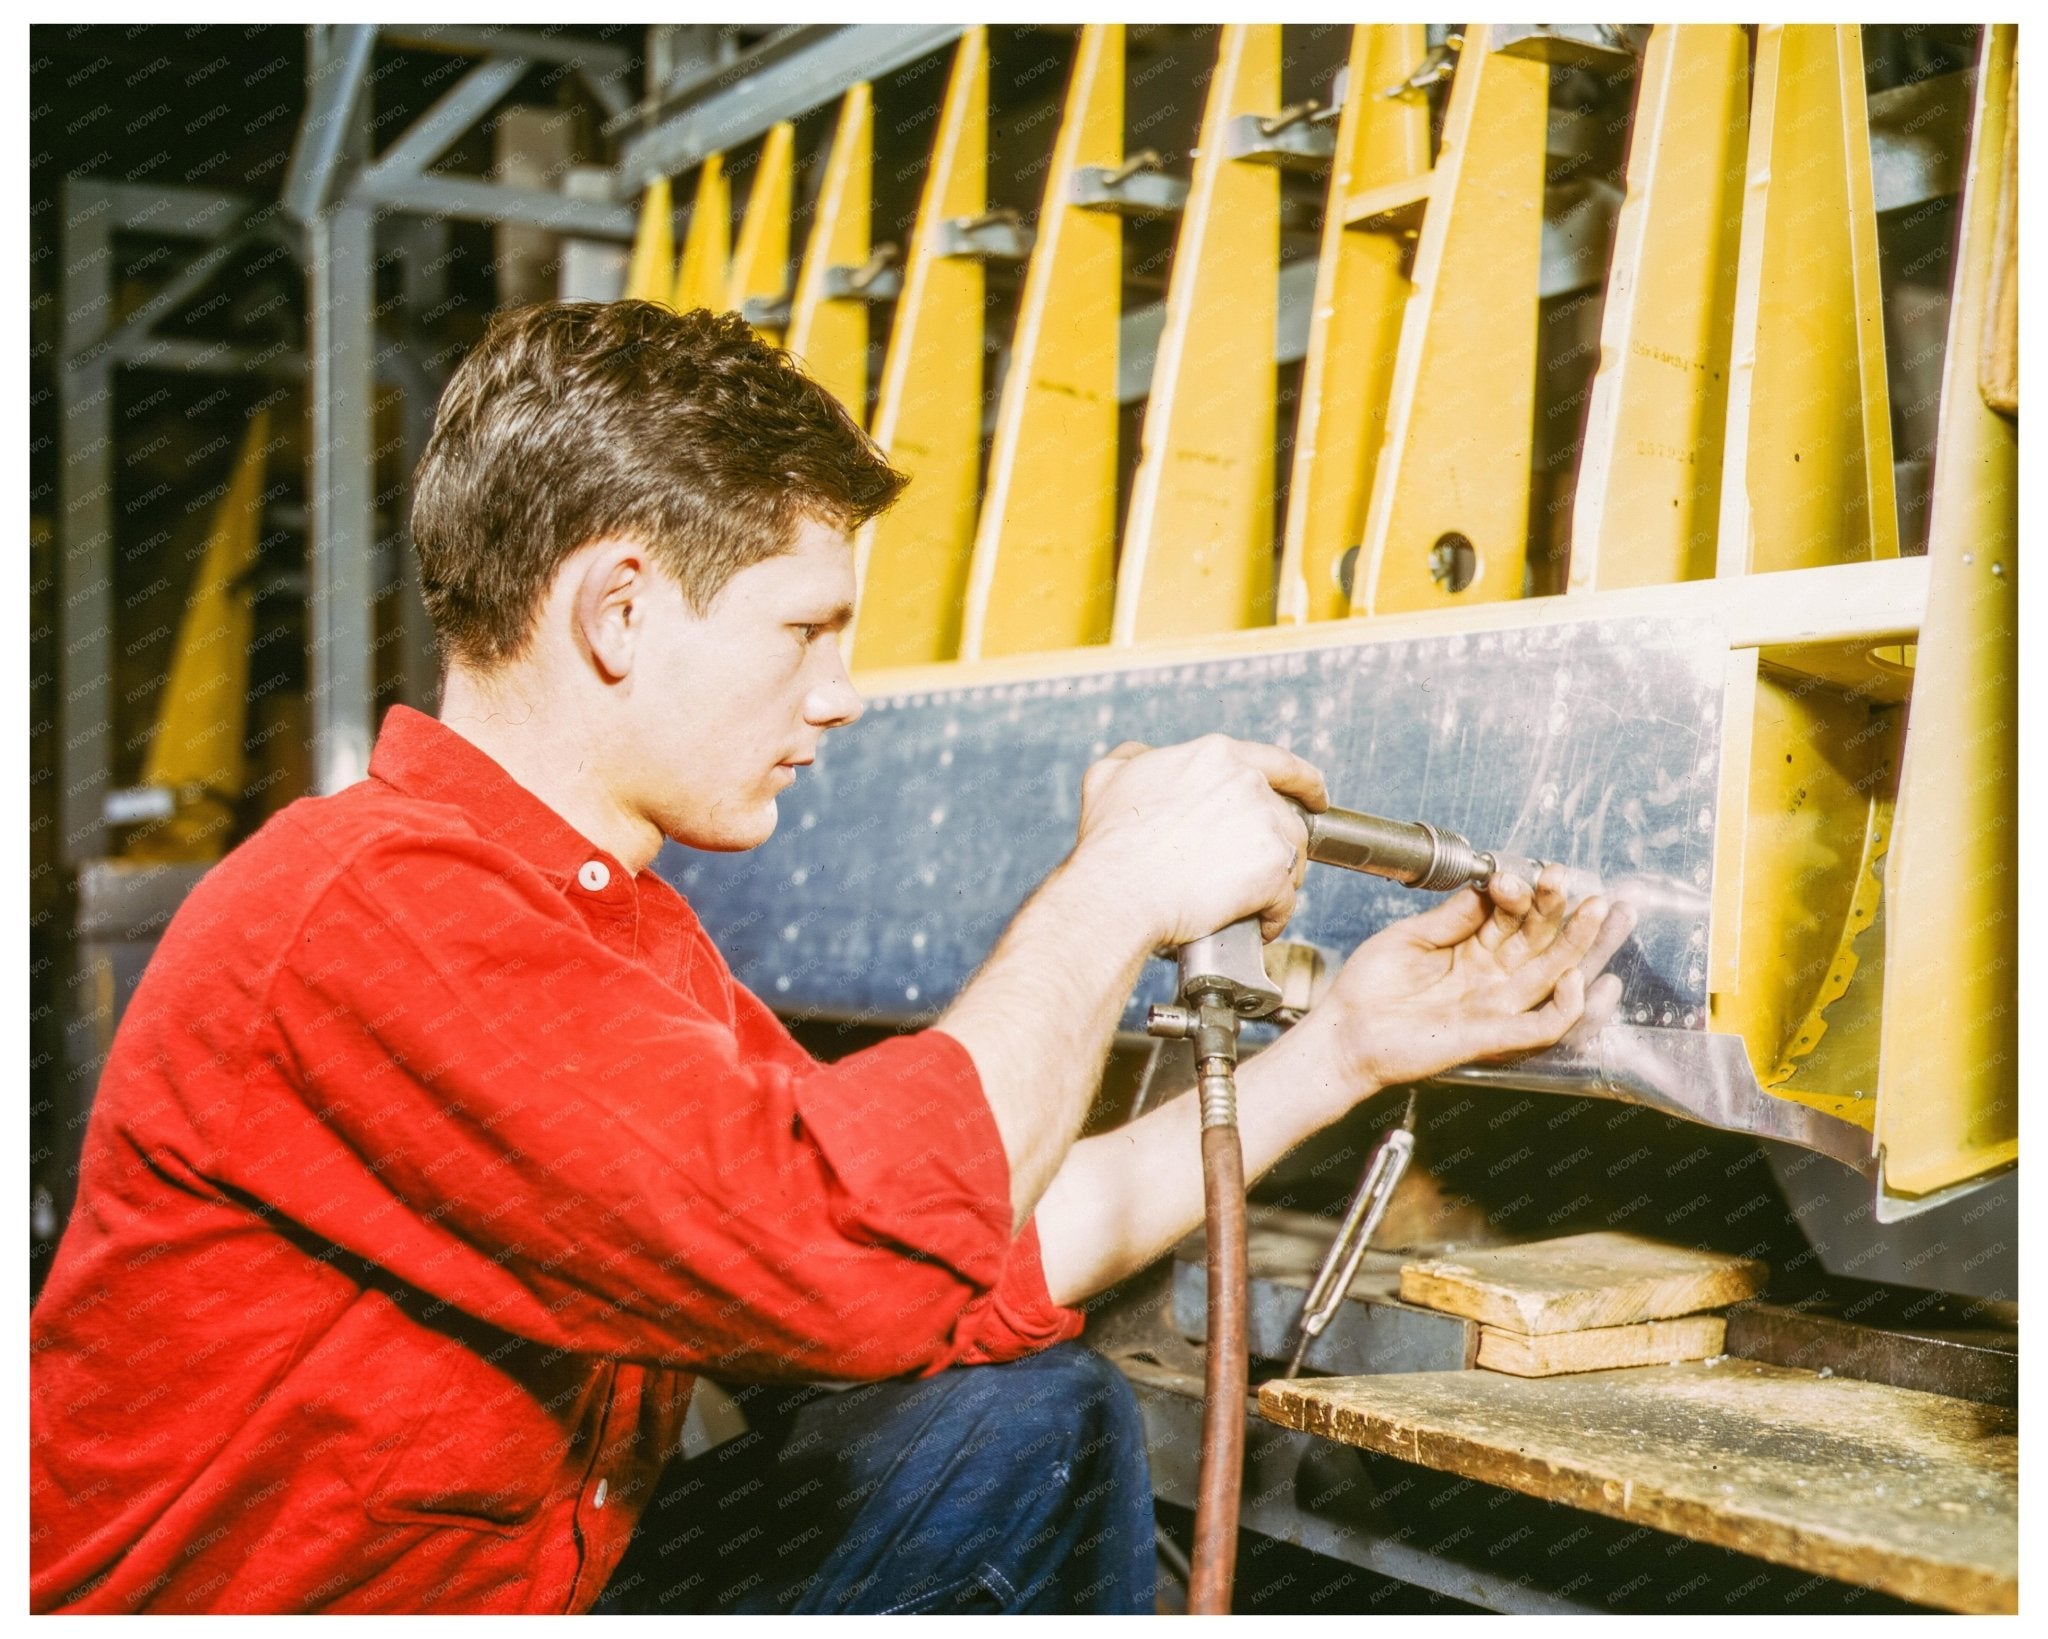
[569,538,652,683]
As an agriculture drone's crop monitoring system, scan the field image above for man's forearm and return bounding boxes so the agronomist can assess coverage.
[938,855,1158,1233]
[1033,1016,1370,1307]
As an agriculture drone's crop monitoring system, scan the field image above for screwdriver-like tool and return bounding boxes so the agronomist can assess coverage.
[1283,1090,1419,1378]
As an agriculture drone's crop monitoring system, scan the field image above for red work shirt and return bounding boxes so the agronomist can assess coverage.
[30,705,1081,1613]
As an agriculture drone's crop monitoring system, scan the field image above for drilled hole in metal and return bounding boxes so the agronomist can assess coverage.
[1334,544,1361,602]
[1428,531,1476,594]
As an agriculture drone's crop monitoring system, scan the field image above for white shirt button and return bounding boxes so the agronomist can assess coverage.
[593,1477,608,1509]
[577,860,611,892]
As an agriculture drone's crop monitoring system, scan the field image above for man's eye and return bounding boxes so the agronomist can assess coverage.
[794,623,820,643]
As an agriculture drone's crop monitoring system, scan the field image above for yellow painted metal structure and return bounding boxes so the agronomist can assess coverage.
[1568,25,1748,592]
[1875,25,2018,1200]
[1708,651,1897,1129]
[671,154,730,314]
[1717,25,1899,576]
[785,86,875,423]
[623,176,675,306]
[1695,24,1911,1154]
[959,24,1124,659]
[726,122,796,343]
[1277,25,1431,625]
[558,26,2020,1204]
[849,29,989,668]
[125,411,271,863]
[1352,26,1549,615]
[1111,24,1281,646]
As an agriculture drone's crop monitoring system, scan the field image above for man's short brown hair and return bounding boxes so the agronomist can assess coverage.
[409,301,907,670]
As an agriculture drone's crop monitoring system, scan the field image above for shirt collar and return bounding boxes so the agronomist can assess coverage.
[367,704,615,888]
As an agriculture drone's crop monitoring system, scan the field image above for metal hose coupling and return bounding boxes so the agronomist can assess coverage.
[1197,1065,1238,1130]
[1149,984,1250,1131]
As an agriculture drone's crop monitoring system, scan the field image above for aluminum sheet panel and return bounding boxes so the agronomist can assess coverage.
[658,616,1724,1034]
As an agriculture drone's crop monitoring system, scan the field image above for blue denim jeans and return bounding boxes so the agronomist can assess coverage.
[593,1342,1156,1614]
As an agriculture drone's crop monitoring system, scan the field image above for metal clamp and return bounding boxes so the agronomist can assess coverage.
[1491,24,1646,68]
[821,245,902,302]
[1224,103,1339,170]
[739,293,792,330]
[1071,151,1190,218]
[937,208,1035,262]
[1384,33,1462,98]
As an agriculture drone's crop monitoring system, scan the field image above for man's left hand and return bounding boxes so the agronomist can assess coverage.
[1316,866,1636,1093]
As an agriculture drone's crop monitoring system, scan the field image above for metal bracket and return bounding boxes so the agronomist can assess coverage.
[820,245,902,302]
[1071,152,1190,218]
[1492,24,1648,68]
[1223,105,1339,170]
[1384,33,1461,98]
[936,209,1035,262]
[740,293,794,330]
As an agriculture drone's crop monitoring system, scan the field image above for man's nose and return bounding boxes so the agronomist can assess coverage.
[805,660,864,729]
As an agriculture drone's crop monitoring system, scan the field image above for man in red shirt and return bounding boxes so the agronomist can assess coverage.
[30,302,1628,1614]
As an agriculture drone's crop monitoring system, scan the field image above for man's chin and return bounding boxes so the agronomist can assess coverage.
[670,800,779,855]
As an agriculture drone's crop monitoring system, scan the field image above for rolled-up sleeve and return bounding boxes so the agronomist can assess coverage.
[226,831,1080,1382]
[725,985,1083,1368]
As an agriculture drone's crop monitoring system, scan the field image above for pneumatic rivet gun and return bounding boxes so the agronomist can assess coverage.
[1148,800,1556,1615]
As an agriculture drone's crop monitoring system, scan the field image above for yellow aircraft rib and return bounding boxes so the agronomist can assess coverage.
[1876,25,2018,1201]
[1111,24,1281,646]
[786,85,876,426]
[1277,25,1430,625]
[1352,25,1549,615]
[959,24,1124,660]
[670,153,730,314]
[1717,24,1898,575]
[727,122,796,344]
[1568,25,1748,592]
[126,410,272,862]
[850,29,989,669]
[623,176,675,306]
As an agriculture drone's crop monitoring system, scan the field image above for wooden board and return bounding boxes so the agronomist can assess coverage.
[1260,1361,2016,1613]
[1400,1232,1766,1335]
[1478,1314,1725,1377]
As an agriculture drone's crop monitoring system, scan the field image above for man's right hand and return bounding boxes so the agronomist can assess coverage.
[1066,735,1328,947]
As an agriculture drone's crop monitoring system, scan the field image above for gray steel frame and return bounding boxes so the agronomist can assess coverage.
[56,180,287,864]
[269,23,948,797]
[617,24,967,187]
[54,21,919,864]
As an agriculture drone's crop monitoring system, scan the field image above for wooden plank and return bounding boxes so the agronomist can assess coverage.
[1399,1232,1765,1335]
[1477,1314,1725,1378]
[1260,1361,2017,1613]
